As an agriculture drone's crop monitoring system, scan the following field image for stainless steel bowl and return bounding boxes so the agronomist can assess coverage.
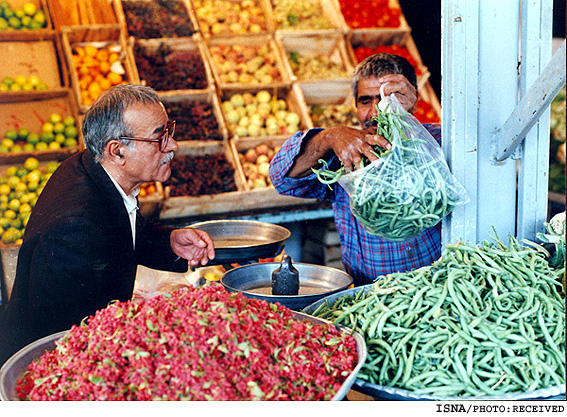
[189,220,291,264]
[0,315,366,401]
[221,262,353,310]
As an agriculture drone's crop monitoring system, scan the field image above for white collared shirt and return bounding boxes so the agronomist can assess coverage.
[102,166,140,249]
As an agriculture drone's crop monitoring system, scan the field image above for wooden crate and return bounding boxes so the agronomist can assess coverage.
[218,84,311,140]
[132,36,214,95]
[46,0,117,29]
[192,0,276,38]
[335,0,410,33]
[61,24,139,113]
[160,90,229,145]
[113,0,198,40]
[271,0,348,36]
[0,89,82,164]
[276,32,355,83]
[0,32,68,93]
[0,0,55,40]
[138,181,164,219]
[204,34,292,91]
[346,30,430,90]
[298,82,359,129]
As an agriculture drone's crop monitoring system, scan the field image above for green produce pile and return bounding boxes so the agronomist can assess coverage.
[0,1,46,30]
[310,234,565,398]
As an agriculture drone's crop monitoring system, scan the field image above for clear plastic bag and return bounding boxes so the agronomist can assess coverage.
[338,93,469,241]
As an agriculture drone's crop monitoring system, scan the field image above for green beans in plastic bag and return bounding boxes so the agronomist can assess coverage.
[327,93,468,241]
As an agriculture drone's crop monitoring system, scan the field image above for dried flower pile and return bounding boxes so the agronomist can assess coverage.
[16,284,357,400]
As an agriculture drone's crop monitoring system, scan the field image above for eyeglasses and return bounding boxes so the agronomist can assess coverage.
[119,120,176,152]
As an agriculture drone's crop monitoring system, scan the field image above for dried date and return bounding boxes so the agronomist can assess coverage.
[164,101,223,141]
[164,153,237,196]
[122,0,196,38]
[134,42,208,91]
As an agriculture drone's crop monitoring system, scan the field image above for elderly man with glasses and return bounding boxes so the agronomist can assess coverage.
[0,84,215,366]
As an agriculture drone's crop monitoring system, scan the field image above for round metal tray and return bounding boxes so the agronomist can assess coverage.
[189,220,290,264]
[303,285,566,401]
[221,262,353,310]
[0,314,366,401]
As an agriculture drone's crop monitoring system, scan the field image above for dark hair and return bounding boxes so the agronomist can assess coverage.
[352,53,418,102]
[82,84,163,161]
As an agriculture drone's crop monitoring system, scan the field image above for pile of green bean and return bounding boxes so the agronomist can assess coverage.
[313,106,465,241]
[310,235,566,397]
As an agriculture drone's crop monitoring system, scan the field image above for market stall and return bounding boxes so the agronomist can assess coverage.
[0,0,564,402]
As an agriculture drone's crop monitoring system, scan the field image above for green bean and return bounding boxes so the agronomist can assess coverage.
[309,234,565,398]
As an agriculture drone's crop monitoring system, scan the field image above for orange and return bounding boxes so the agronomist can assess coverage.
[107,72,123,85]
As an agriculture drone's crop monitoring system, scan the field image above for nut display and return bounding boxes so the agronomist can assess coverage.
[222,90,301,137]
[209,43,283,85]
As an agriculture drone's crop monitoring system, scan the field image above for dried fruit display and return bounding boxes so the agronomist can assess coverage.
[121,0,196,38]
[72,44,126,107]
[193,0,268,36]
[209,43,283,85]
[238,142,279,189]
[309,104,359,128]
[352,44,423,76]
[164,153,237,196]
[221,90,301,137]
[163,100,223,141]
[288,52,350,81]
[271,0,332,30]
[338,0,402,29]
[134,42,208,91]
[16,285,358,400]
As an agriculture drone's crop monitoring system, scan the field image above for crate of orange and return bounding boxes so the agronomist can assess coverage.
[61,24,139,113]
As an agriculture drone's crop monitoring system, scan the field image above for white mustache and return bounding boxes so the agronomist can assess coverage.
[160,152,174,166]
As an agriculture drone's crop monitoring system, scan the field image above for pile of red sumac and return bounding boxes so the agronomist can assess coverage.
[16,284,358,401]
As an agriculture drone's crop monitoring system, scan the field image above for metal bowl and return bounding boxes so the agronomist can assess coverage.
[0,315,366,401]
[221,262,353,310]
[303,286,567,401]
[189,220,290,264]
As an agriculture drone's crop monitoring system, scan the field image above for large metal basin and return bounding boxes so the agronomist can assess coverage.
[221,262,353,310]
[303,286,566,401]
[0,314,366,401]
[189,220,290,264]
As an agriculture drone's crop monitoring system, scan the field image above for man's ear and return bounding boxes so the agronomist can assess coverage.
[106,140,125,162]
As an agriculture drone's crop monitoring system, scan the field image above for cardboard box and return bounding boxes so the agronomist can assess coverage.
[0,89,82,164]
[61,24,139,113]
[114,0,198,40]
[0,32,67,92]
[133,36,214,94]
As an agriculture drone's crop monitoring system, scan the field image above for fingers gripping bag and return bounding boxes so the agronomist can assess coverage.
[335,92,469,241]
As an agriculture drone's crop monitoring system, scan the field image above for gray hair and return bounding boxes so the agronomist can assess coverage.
[352,53,417,103]
[82,84,163,161]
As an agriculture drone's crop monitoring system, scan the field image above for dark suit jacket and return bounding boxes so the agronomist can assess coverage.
[0,150,188,365]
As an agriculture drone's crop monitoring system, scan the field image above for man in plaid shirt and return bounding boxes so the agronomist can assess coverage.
[269,54,441,286]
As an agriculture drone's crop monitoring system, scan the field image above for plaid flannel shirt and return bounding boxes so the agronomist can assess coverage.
[269,124,443,286]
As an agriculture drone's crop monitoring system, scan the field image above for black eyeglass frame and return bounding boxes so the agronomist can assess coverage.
[119,120,176,152]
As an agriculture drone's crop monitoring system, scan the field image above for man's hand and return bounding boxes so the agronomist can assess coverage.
[170,228,215,267]
[378,73,418,113]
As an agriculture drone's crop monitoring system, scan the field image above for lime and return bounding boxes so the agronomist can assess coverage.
[48,113,62,125]
[23,2,37,16]
[4,129,18,141]
[21,15,32,28]
[28,19,41,29]
[27,75,40,87]
[19,203,32,216]
[2,227,19,244]
[39,132,54,144]
[35,81,48,90]
[24,157,39,171]
[22,143,34,152]
[42,122,54,133]
[27,133,39,145]
[0,184,10,195]
[32,10,45,27]
[0,17,7,30]
[14,8,25,19]
[9,83,22,91]
[14,75,26,86]
[5,166,16,177]
[8,199,20,211]
[11,144,23,153]
[63,116,76,127]
[48,141,61,150]
[2,76,14,86]
[8,16,20,29]
[64,138,78,148]
[18,127,30,140]
[35,142,48,151]
[1,139,13,150]
[0,1,11,10]
[54,133,66,144]
[0,82,9,91]
[64,125,78,138]
[53,122,65,134]
[3,8,13,19]
[3,209,16,220]
[27,181,39,192]
[45,161,59,173]
[16,167,28,178]
[6,175,20,188]
[0,217,10,229]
